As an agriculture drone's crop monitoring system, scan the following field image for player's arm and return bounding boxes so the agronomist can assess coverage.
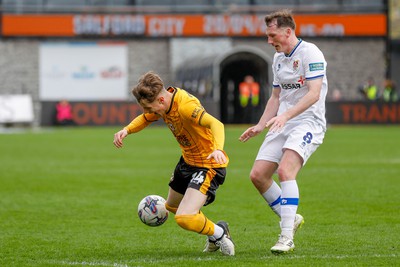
[199,112,227,164]
[266,78,322,133]
[113,113,158,148]
[283,78,322,120]
[239,87,280,142]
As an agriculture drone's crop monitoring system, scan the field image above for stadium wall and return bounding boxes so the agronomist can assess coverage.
[0,37,386,126]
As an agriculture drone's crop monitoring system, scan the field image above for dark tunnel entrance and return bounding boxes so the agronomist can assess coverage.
[175,47,270,124]
[220,52,269,124]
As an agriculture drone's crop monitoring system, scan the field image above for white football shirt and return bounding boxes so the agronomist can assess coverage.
[272,39,328,129]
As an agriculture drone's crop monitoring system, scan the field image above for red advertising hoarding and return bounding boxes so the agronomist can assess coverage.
[2,13,387,37]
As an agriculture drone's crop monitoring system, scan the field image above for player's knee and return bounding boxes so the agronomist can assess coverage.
[277,167,291,181]
[165,203,178,214]
[249,169,263,185]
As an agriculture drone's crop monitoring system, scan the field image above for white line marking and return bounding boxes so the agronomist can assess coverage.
[49,254,399,267]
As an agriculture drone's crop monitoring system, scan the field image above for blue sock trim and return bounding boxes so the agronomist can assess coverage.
[281,198,299,205]
[269,196,281,207]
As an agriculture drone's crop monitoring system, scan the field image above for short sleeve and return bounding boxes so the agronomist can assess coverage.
[304,44,326,80]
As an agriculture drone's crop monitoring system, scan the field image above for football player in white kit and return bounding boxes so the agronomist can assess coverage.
[239,9,328,254]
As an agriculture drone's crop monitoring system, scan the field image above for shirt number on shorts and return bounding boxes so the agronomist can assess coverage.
[303,132,313,144]
[191,171,205,185]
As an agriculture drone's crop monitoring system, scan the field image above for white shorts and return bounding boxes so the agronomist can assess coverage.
[256,120,325,165]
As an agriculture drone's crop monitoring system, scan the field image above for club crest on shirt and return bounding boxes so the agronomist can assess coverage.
[293,59,300,72]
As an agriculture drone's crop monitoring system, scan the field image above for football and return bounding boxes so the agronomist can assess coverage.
[137,195,169,227]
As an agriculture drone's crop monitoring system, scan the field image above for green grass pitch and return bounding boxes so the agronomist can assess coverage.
[0,125,399,266]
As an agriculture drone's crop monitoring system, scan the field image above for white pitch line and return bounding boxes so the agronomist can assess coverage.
[54,261,131,267]
[50,254,399,267]
[260,254,399,260]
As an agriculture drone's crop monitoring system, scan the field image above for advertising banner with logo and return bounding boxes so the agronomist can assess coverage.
[39,100,400,126]
[326,101,400,124]
[39,42,127,101]
[3,13,387,38]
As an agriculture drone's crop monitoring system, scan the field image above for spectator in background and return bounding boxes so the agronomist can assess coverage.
[239,75,260,107]
[382,79,398,102]
[330,88,342,101]
[56,100,74,125]
[358,77,378,101]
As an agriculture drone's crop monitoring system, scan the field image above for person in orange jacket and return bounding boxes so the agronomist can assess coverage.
[239,75,260,107]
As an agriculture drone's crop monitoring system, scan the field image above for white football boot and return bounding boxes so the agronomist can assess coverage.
[203,221,235,256]
[293,214,304,237]
[270,234,295,254]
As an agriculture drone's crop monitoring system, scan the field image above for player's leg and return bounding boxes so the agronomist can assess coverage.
[168,159,234,255]
[172,168,217,236]
[175,187,234,255]
[166,180,230,253]
[277,149,303,238]
[173,165,234,256]
[252,130,287,217]
[271,122,324,254]
[271,149,302,254]
[166,156,193,215]
[250,160,281,216]
[165,187,183,214]
[175,192,231,254]
[250,158,304,240]
[200,168,235,256]
[175,188,218,236]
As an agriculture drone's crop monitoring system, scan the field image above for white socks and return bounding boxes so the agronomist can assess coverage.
[262,180,282,217]
[209,224,224,241]
[280,180,299,239]
[262,180,299,239]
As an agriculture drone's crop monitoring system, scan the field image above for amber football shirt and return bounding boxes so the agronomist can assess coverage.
[125,87,228,169]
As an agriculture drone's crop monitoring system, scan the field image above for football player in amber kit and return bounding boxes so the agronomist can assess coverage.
[113,71,235,256]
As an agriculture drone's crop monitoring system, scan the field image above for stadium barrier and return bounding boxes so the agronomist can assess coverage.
[0,95,34,125]
[326,101,400,124]
[41,101,400,126]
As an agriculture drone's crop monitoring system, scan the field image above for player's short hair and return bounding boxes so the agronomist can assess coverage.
[132,71,164,103]
[264,9,296,30]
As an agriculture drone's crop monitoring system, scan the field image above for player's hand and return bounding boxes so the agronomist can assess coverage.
[113,129,128,148]
[239,124,264,142]
[207,150,227,164]
[265,114,288,133]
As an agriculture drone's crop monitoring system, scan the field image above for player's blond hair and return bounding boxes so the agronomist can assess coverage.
[264,9,296,30]
[132,71,164,103]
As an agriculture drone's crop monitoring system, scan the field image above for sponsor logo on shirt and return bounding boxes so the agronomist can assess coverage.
[191,107,202,118]
[177,135,191,147]
[297,75,306,85]
[281,83,301,89]
[309,62,324,71]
